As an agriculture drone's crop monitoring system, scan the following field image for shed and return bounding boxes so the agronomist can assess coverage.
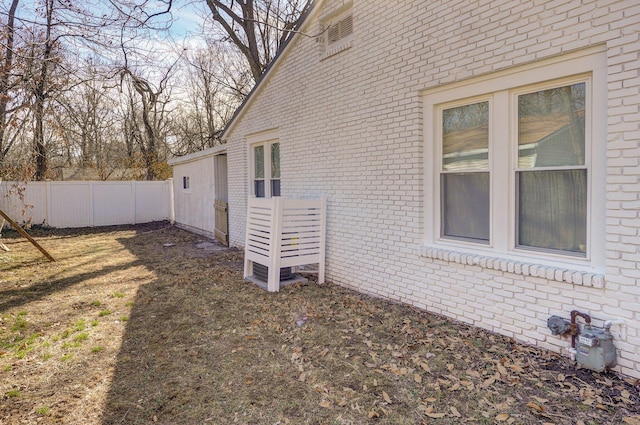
[168,144,229,244]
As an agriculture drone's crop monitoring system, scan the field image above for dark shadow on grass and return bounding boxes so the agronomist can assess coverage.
[0,258,46,272]
[0,260,143,312]
[1,221,170,240]
[100,225,258,425]
[0,222,171,313]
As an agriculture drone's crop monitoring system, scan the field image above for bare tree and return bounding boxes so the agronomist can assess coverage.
[3,0,119,180]
[169,42,250,155]
[0,0,30,173]
[54,58,129,179]
[0,0,312,180]
[0,0,175,180]
[30,0,57,180]
[118,64,176,180]
[204,0,311,81]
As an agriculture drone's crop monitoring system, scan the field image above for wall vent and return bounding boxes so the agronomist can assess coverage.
[328,14,353,45]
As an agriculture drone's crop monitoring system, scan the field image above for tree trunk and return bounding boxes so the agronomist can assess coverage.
[140,99,158,180]
[0,0,20,165]
[32,0,55,181]
[33,98,47,180]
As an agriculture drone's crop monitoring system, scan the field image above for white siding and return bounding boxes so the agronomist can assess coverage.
[223,0,640,377]
[171,154,218,238]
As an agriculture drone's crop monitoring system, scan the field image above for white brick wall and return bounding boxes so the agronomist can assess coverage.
[223,0,640,377]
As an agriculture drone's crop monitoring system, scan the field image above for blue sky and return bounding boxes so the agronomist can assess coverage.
[169,1,208,39]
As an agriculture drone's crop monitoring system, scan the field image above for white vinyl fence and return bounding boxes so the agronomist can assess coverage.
[0,180,174,228]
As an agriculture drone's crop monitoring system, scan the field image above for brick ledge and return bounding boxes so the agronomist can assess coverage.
[420,247,605,288]
[321,39,353,60]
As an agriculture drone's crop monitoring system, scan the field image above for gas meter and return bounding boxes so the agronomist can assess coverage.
[576,327,617,372]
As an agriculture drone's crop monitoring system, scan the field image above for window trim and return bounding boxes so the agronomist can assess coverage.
[436,95,494,245]
[511,78,591,256]
[423,46,607,273]
[182,176,190,191]
[247,129,281,199]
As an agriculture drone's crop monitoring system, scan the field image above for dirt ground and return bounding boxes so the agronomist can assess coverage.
[0,222,639,425]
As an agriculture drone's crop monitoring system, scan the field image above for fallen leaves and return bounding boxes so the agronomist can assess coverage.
[418,405,446,418]
[527,401,545,412]
[425,411,446,418]
[495,412,510,421]
[449,406,461,417]
[3,224,640,425]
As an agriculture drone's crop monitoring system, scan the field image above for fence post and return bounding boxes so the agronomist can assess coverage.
[89,181,95,227]
[168,178,175,224]
[319,197,327,284]
[46,181,52,227]
[267,197,284,292]
[243,197,253,280]
[132,180,137,225]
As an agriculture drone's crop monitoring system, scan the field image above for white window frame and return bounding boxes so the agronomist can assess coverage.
[248,130,281,199]
[437,95,493,244]
[511,77,591,256]
[423,47,606,273]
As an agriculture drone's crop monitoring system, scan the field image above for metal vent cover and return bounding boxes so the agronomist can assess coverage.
[253,263,294,283]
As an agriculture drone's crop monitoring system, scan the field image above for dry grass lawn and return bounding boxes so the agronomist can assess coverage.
[0,222,638,424]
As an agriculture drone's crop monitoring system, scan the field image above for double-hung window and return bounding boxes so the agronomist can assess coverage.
[251,137,281,198]
[515,82,587,255]
[424,48,606,271]
[441,100,491,243]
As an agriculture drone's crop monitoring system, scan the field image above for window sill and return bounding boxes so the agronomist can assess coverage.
[419,246,605,288]
[321,39,353,60]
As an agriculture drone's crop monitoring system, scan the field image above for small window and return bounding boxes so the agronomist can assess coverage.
[182,176,190,190]
[270,142,281,197]
[252,141,280,198]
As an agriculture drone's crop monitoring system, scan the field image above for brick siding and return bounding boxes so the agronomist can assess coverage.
[223,0,640,377]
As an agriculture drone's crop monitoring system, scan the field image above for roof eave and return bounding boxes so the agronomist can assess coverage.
[220,0,322,139]
[168,143,227,166]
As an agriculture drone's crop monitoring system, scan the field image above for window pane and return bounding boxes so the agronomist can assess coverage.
[518,169,586,254]
[254,145,264,178]
[255,180,265,198]
[271,179,281,197]
[441,172,490,242]
[271,143,280,178]
[518,83,585,168]
[443,102,489,171]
